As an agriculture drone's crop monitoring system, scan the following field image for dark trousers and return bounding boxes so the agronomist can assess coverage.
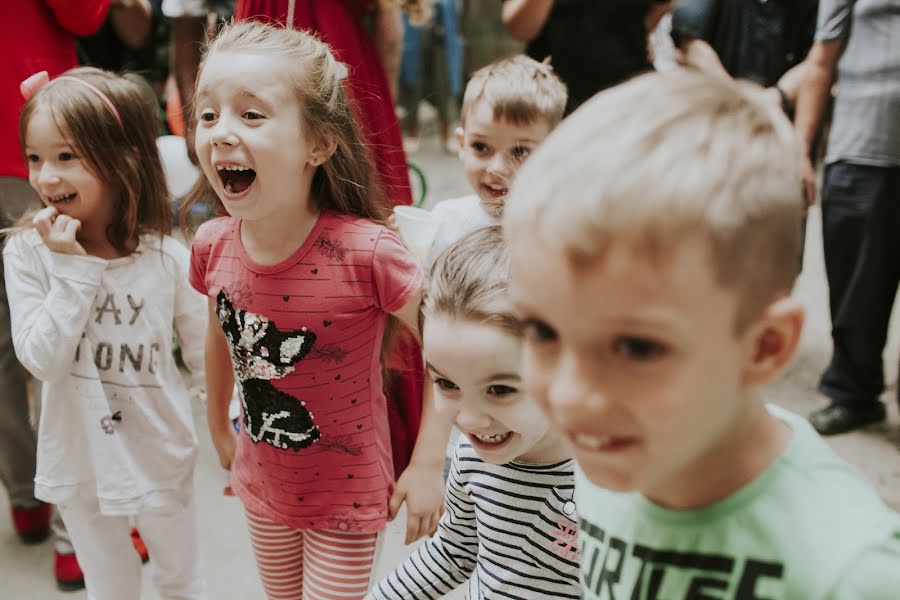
[0,177,37,507]
[819,162,900,408]
[0,176,70,550]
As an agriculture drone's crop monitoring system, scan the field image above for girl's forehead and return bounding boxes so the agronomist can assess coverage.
[197,55,300,112]
[424,316,522,380]
[200,51,294,87]
[25,105,69,144]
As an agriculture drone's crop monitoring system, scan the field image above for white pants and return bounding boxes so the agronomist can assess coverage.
[57,487,206,600]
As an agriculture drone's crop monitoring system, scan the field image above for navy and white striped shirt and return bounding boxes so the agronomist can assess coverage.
[373,439,580,599]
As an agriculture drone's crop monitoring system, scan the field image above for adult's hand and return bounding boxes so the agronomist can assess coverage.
[502,0,554,43]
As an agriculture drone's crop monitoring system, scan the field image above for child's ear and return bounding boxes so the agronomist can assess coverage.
[455,127,465,160]
[310,134,338,167]
[741,297,805,387]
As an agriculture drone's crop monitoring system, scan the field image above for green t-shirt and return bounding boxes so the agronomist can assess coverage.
[575,406,900,599]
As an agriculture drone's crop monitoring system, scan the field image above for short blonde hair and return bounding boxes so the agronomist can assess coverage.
[423,226,519,335]
[505,71,804,330]
[461,55,568,128]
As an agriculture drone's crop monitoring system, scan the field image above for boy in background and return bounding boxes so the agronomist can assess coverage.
[426,54,566,268]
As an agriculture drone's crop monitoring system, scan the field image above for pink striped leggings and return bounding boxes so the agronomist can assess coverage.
[245,510,382,600]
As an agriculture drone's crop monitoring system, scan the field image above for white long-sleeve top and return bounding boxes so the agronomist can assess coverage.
[3,229,206,515]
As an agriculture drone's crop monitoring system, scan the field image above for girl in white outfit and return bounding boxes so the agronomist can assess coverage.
[4,67,207,600]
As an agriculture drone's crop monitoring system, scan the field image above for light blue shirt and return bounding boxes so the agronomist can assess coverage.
[817,0,900,166]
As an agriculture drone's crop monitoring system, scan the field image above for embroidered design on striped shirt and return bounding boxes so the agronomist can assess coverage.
[553,520,580,560]
[216,290,319,451]
[317,433,365,456]
[328,513,362,532]
[314,234,347,261]
[222,279,254,306]
[310,344,349,364]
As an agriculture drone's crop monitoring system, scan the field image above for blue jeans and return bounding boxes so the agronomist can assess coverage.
[819,162,900,408]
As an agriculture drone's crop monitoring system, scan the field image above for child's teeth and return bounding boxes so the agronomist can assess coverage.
[573,433,611,450]
[474,432,510,443]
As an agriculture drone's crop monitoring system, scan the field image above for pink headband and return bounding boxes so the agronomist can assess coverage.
[20,71,123,128]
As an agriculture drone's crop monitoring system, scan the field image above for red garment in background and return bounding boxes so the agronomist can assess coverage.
[235,0,423,477]
[0,0,110,179]
[234,0,411,205]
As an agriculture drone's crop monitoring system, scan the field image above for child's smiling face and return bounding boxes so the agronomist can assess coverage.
[193,51,319,224]
[423,314,567,465]
[510,235,766,505]
[457,101,552,218]
[25,106,116,242]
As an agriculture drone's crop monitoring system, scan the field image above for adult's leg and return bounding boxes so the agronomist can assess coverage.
[814,163,900,434]
[433,0,462,144]
[56,490,142,600]
[302,528,382,600]
[399,15,424,138]
[0,177,39,510]
[135,490,206,599]
[245,509,305,600]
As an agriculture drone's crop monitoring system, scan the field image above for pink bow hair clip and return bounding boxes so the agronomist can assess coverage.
[20,71,50,100]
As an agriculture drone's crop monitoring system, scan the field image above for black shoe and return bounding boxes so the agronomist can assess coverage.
[809,402,886,436]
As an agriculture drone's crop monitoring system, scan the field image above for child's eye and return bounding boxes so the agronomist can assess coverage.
[487,384,518,397]
[522,318,558,344]
[511,145,531,161]
[434,378,459,392]
[58,152,76,162]
[613,336,667,361]
[243,110,265,120]
[471,141,489,154]
[26,154,40,163]
[199,110,217,122]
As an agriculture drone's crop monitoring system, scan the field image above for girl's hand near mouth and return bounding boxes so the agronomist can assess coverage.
[32,206,86,256]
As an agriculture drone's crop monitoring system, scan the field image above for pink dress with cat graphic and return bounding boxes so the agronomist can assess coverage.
[189,211,422,532]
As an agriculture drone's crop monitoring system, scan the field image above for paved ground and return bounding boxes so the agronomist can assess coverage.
[1,125,897,598]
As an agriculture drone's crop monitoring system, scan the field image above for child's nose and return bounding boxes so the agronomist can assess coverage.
[37,163,61,186]
[487,152,511,176]
[210,116,239,147]
[547,355,606,421]
[455,399,491,431]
